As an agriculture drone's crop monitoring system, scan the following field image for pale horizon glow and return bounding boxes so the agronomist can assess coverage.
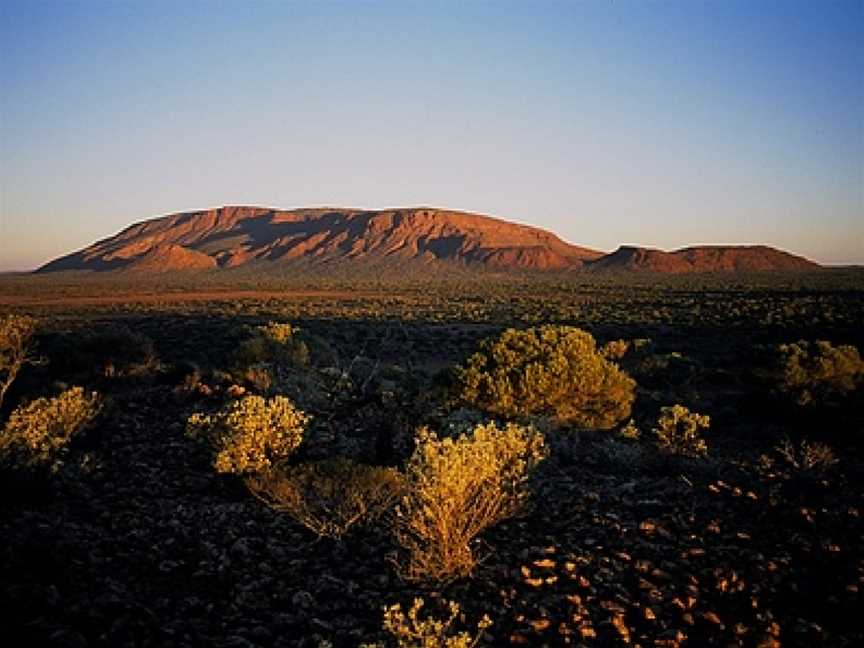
[1,0,862,271]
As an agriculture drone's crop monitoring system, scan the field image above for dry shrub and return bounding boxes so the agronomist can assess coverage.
[601,339,630,361]
[455,325,635,429]
[246,457,403,539]
[361,598,491,648]
[0,387,101,470]
[186,395,308,474]
[618,419,641,440]
[779,340,864,406]
[653,404,709,457]
[393,422,546,583]
[0,314,41,411]
[763,438,838,475]
[236,321,310,370]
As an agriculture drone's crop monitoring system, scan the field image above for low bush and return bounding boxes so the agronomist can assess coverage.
[618,419,641,440]
[652,404,709,457]
[760,438,838,476]
[186,395,308,475]
[601,339,630,361]
[393,421,546,583]
[0,314,41,411]
[778,340,864,406]
[235,321,310,371]
[52,325,159,378]
[362,598,491,648]
[454,325,635,429]
[246,457,403,539]
[0,387,101,470]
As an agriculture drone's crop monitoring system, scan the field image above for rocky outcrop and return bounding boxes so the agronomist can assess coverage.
[37,206,602,273]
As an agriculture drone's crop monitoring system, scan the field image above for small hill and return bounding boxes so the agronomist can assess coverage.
[37,206,602,273]
[588,245,819,273]
[124,243,218,272]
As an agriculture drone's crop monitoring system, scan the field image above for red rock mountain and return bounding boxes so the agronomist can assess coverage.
[590,245,820,273]
[37,206,820,274]
[38,206,603,273]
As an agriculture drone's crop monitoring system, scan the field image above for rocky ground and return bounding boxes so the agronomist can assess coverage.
[2,378,862,648]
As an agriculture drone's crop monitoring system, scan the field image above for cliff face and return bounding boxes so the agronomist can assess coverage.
[38,206,602,273]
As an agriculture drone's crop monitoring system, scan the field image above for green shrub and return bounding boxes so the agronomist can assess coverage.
[0,387,101,470]
[652,404,709,457]
[455,325,635,429]
[235,321,310,371]
[52,324,159,378]
[246,457,403,538]
[0,314,41,411]
[186,395,308,474]
[362,598,491,648]
[778,340,864,406]
[393,422,546,583]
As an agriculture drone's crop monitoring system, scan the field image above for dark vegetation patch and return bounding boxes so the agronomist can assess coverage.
[1,271,863,647]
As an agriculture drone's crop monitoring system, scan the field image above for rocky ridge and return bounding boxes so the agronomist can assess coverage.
[37,206,820,274]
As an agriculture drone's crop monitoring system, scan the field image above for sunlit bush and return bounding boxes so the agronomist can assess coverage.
[186,395,308,474]
[0,387,101,470]
[455,325,635,429]
[0,314,41,411]
[246,457,403,538]
[652,404,709,457]
[601,339,630,361]
[393,422,546,583]
[618,419,641,440]
[778,340,864,406]
[361,598,491,648]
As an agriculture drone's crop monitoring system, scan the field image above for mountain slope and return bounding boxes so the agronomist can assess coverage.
[38,206,602,273]
[37,205,820,274]
[588,245,819,273]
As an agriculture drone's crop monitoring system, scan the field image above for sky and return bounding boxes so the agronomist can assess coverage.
[1,0,862,270]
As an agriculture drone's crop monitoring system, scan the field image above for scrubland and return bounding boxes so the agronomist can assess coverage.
[1,269,863,647]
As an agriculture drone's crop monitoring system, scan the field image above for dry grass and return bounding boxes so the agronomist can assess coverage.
[246,457,403,539]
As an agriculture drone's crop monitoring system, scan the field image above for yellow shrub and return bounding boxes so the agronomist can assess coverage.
[779,340,864,406]
[362,598,491,648]
[186,395,308,474]
[0,387,101,469]
[0,314,41,411]
[393,422,546,583]
[653,404,709,457]
[601,339,630,361]
[455,325,635,429]
[246,457,403,538]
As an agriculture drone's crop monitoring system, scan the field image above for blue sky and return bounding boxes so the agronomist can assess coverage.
[1,0,862,270]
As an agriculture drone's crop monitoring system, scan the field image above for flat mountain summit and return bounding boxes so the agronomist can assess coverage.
[37,206,819,274]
